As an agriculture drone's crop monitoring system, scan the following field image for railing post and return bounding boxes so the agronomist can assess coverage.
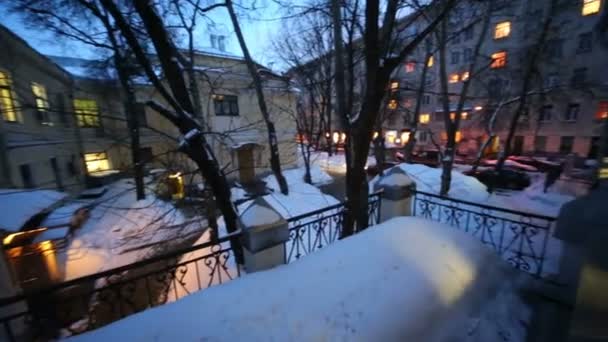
[373,167,416,222]
[238,197,289,273]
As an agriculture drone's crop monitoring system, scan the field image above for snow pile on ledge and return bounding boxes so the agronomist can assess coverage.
[0,189,67,232]
[72,217,531,342]
[371,163,491,203]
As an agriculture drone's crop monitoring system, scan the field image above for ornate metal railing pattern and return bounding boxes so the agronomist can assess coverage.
[0,233,240,342]
[284,192,382,264]
[412,190,555,278]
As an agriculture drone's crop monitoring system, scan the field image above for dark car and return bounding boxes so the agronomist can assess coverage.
[403,150,441,167]
[366,161,399,177]
[465,168,531,190]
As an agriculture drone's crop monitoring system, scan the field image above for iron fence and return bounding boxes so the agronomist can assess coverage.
[0,233,241,341]
[412,190,556,278]
[284,192,382,263]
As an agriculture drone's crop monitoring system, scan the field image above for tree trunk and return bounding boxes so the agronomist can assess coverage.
[225,0,289,195]
[404,50,432,163]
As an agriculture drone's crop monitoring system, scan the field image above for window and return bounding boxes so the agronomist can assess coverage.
[84,152,110,173]
[491,51,507,69]
[385,130,397,144]
[0,70,20,122]
[494,21,511,39]
[464,26,474,40]
[74,99,100,127]
[417,130,429,144]
[213,94,239,116]
[545,73,560,88]
[596,101,608,120]
[390,81,399,90]
[564,103,580,121]
[422,95,431,104]
[31,83,51,125]
[534,136,547,153]
[135,103,147,126]
[559,136,574,154]
[571,68,587,88]
[405,62,415,73]
[19,164,34,188]
[463,48,473,62]
[451,51,460,65]
[55,94,69,127]
[387,99,398,110]
[582,0,601,15]
[546,39,563,59]
[449,73,460,83]
[461,111,469,120]
[452,32,461,44]
[577,32,593,53]
[588,136,601,158]
[539,105,553,121]
[427,55,434,67]
[419,113,430,124]
[210,34,227,51]
[461,71,470,81]
[455,131,462,143]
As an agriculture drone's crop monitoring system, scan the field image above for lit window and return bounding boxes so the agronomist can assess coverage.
[419,113,430,124]
[494,21,511,39]
[405,62,415,73]
[461,112,469,120]
[400,131,411,144]
[388,99,398,110]
[0,71,20,122]
[332,132,340,143]
[462,71,470,81]
[596,101,608,120]
[449,73,460,83]
[385,130,397,144]
[582,0,601,16]
[455,131,462,142]
[427,55,434,67]
[84,152,110,173]
[31,83,51,125]
[390,81,399,90]
[74,99,100,127]
[491,51,507,69]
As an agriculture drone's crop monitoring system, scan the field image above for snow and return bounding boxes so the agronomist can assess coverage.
[42,203,85,228]
[305,151,376,174]
[0,189,68,232]
[371,163,491,203]
[378,172,413,187]
[32,227,70,243]
[71,217,531,342]
[88,170,120,177]
[55,179,199,281]
[240,202,281,227]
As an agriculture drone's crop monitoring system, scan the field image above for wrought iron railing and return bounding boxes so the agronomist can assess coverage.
[412,190,556,278]
[0,232,241,341]
[284,192,382,263]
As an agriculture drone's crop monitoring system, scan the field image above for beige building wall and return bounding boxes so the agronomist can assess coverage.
[0,26,84,192]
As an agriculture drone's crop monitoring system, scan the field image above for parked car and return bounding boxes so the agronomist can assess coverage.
[464,168,531,190]
[506,156,558,173]
[402,150,441,167]
[365,161,399,177]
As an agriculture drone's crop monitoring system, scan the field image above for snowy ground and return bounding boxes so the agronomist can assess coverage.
[71,217,532,342]
[305,150,376,174]
[53,178,204,281]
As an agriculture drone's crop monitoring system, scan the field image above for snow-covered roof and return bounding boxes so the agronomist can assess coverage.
[47,55,115,81]
[32,227,70,243]
[0,189,68,233]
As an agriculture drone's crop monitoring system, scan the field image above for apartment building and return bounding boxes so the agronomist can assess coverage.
[391,0,608,159]
[0,25,84,192]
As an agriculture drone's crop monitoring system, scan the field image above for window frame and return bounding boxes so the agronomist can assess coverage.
[84,152,110,173]
[213,94,240,116]
[31,82,51,125]
[559,136,575,154]
[539,105,553,122]
[74,98,101,127]
[490,51,507,69]
[0,70,21,123]
[419,113,431,124]
[494,21,511,40]
[582,0,601,16]
[564,103,580,122]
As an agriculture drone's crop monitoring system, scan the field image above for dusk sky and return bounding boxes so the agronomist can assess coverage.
[2,2,283,69]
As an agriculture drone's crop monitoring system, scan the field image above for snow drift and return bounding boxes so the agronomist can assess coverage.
[71,217,531,342]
